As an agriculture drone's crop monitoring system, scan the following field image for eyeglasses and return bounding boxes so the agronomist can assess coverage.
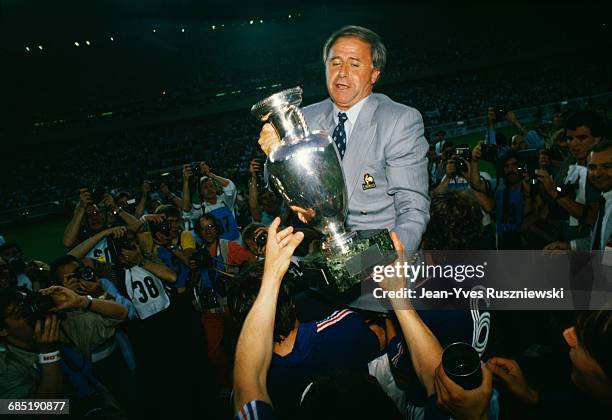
[202,223,216,231]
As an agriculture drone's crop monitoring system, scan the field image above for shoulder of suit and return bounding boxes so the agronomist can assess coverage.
[371,93,422,120]
[302,98,332,117]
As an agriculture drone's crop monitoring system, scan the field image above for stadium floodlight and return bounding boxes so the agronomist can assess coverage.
[260,20,263,23]
[25,46,30,52]
[110,36,114,42]
[181,28,185,33]
[288,14,292,18]
[212,25,215,30]
[74,41,80,47]
[249,20,254,24]
[153,29,157,33]
[85,40,91,46]
[38,45,43,50]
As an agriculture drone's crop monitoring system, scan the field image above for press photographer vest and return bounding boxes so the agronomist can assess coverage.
[124,266,171,319]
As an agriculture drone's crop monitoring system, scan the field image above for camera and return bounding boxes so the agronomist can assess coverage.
[516,149,540,185]
[452,146,471,174]
[190,162,202,192]
[189,248,213,269]
[543,145,564,163]
[74,266,96,282]
[90,186,107,204]
[556,181,578,198]
[150,219,171,237]
[254,231,267,248]
[494,106,507,121]
[14,288,55,325]
[200,287,220,310]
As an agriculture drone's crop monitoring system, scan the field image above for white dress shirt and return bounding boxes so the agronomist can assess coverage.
[332,95,370,143]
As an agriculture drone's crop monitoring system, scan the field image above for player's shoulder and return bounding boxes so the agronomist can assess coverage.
[314,309,357,334]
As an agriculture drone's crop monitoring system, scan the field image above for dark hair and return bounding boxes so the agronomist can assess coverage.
[195,213,222,238]
[49,255,80,284]
[323,25,387,71]
[575,310,612,381]
[588,140,612,156]
[227,260,296,343]
[242,222,266,242]
[565,110,605,139]
[115,191,131,201]
[423,190,483,250]
[154,204,181,220]
[299,371,402,420]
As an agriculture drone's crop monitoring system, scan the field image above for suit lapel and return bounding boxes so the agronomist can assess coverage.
[310,101,335,134]
[343,96,379,201]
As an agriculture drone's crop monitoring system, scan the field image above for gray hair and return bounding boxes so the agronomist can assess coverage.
[322,25,387,71]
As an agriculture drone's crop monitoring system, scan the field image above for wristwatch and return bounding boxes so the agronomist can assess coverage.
[83,295,94,311]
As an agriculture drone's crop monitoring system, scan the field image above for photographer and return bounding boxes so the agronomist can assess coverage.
[192,213,255,387]
[137,205,195,292]
[537,111,605,242]
[471,148,534,249]
[248,158,284,226]
[0,242,49,291]
[63,187,108,249]
[182,161,240,240]
[0,288,62,398]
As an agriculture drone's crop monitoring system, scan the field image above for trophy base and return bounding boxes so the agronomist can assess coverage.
[304,229,396,294]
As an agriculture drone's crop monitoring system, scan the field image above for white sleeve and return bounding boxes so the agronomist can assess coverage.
[222,180,237,210]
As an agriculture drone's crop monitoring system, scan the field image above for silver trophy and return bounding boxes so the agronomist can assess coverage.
[251,87,394,292]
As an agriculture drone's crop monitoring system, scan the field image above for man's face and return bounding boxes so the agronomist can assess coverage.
[0,304,35,345]
[85,205,104,232]
[198,218,218,244]
[165,216,181,240]
[563,327,612,401]
[567,126,599,160]
[325,36,380,111]
[587,149,612,192]
[55,261,97,295]
[503,157,521,184]
[199,179,217,201]
[510,134,527,151]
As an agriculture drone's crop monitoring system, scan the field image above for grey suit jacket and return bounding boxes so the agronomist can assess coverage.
[302,93,430,251]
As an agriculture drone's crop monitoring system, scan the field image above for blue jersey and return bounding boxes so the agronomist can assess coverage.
[267,309,380,416]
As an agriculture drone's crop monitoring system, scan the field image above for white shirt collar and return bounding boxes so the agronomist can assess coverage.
[603,190,612,202]
[332,95,370,128]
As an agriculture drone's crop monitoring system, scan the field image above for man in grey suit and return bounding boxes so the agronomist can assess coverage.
[259,25,430,251]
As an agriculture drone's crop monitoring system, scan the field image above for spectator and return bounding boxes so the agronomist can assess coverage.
[182,162,240,240]
[193,213,255,388]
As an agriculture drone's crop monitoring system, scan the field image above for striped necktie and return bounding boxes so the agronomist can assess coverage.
[332,112,348,160]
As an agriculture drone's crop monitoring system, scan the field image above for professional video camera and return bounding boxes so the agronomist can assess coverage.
[480,143,498,163]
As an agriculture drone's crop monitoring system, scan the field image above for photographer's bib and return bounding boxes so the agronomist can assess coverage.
[86,237,113,264]
[125,266,170,319]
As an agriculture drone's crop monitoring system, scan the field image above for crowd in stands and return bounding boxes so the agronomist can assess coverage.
[2,55,610,213]
[1,100,611,419]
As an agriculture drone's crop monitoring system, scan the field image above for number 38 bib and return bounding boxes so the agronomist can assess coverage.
[125,266,170,319]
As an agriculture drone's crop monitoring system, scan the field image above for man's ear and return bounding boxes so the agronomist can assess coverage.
[370,68,381,85]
